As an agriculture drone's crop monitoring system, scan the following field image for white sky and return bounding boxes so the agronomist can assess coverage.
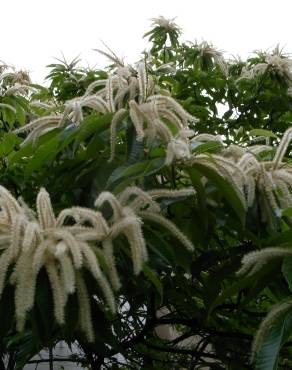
[2,0,292,83]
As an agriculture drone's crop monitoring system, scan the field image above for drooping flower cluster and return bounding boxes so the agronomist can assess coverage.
[0,64,31,97]
[150,16,182,34]
[0,185,194,341]
[237,247,292,361]
[193,41,228,76]
[13,58,199,164]
[238,47,292,85]
[95,186,195,290]
[120,95,198,164]
[186,127,292,222]
[0,186,115,341]
[62,60,157,124]
[13,60,155,141]
[0,63,31,115]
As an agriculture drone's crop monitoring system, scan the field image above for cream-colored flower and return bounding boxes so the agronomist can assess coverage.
[95,187,194,288]
[238,47,292,85]
[0,187,115,342]
[0,184,196,342]
[150,16,181,33]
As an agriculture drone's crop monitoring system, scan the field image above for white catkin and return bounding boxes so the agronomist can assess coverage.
[53,230,83,269]
[155,118,173,143]
[0,103,17,113]
[32,241,50,274]
[114,86,129,110]
[19,121,61,147]
[10,215,25,258]
[57,207,109,236]
[125,225,148,274]
[14,251,37,331]
[84,79,107,96]
[237,248,292,277]
[147,188,195,199]
[22,222,40,252]
[128,77,138,101]
[37,188,56,229]
[139,211,194,251]
[0,249,14,298]
[76,273,95,342]
[102,238,121,291]
[108,108,127,162]
[273,127,292,169]
[0,186,23,218]
[159,108,185,131]
[129,100,145,141]
[80,243,116,313]
[83,95,109,114]
[95,192,123,221]
[106,77,116,112]
[147,95,198,125]
[137,61,147,103]
[46,262,66,325]
[251,300,292,362]
[276,180,292,208]
[108,216,139,239]
[57,252,76,295]
[118,186,160,211]
[13,115,62,134]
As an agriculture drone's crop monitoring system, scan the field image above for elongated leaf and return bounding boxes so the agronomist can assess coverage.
[24,137,59,175]
[282,257,292,293]
[192,141,223,155]
[75,113,113,144]
[282,207,292,217]
[250,129,278,139]
[266,229,292,247]
[107,157,165,187]
[187,168,208,235]
[0,133,21,157]
[255,311,292,370]
[8,129,60,166]
[192,162,246,225]
[143,265,163,302]
[209,261,280,315]
[208,275,254,316]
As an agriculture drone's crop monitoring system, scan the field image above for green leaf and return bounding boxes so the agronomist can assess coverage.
[266,229,292,247]
[0,133,21,157]
[208,275,254,316]
[12,331,40,370]
[75,113,113,144]
[282,257,292,293]
[255,311,292,370]
[107,157,165,187]
[187,168,208,236]
[282,207,292,217]
[143,265,163,302]
[144,228,175,265]
[192,141,223,155]
[249,129,278,139]
[24,136,59,175]
[192,161,246,225]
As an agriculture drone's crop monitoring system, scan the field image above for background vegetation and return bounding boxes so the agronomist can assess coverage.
[0,17,291,369]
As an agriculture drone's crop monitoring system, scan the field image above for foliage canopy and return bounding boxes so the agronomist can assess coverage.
[0,16,291,370]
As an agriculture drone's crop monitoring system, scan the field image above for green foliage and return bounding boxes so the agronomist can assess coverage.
[0,16,291,370]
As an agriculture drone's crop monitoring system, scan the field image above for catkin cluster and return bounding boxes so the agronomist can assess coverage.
[235,127,292,359]
[187,127,292,225]
[14,59,199,164]
[237,46,292,86]
[0,185,194,342]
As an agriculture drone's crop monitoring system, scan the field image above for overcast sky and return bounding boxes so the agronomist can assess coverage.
[2,0,292,83]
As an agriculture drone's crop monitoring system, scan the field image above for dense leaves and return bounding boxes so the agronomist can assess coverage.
[0,16,291,370]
